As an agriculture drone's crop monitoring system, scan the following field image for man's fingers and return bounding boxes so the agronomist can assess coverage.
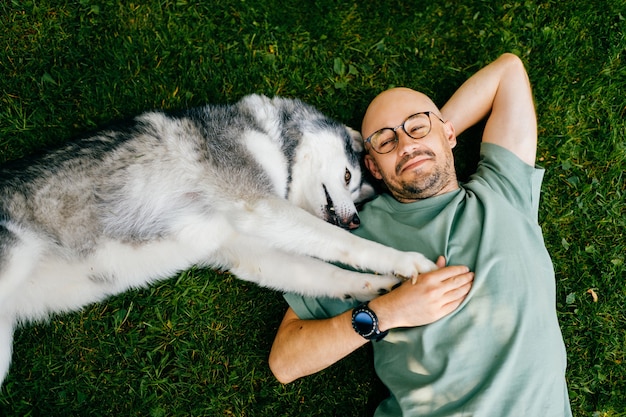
[449,279,473,298]
[440,282,473,313]
[430,265,471,282]
[441,272,473,298]
[437,269,474,286]
[411,265,472,289]
[443,278,473,305]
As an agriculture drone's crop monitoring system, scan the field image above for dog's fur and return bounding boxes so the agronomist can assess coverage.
[0,94,435,385]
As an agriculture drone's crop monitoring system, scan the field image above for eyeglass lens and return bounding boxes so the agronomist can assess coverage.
[371,112,432,154]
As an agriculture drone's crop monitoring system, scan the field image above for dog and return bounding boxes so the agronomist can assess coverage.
[0,94,436,386]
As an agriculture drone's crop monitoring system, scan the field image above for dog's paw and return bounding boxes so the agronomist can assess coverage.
[343,274,401,301]
[393,252,438,283]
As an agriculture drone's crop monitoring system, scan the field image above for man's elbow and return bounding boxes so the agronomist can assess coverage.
[268,352,298,384]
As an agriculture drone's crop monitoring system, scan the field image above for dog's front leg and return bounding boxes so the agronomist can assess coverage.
[229,198,437,280]
[216,234,400,300]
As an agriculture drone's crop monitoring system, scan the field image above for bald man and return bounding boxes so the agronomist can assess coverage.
[269,54,572,417]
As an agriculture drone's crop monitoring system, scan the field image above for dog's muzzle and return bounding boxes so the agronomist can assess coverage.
[323,185,361,230]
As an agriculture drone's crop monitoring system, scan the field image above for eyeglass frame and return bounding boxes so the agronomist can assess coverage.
[363,111,446,154]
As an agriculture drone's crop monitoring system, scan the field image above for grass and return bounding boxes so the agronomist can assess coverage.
[0,0,624,415]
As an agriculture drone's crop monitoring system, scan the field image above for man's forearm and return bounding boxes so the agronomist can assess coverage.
[440,54,512,135]
[440,53,537,165]
[269,263,473,383]
[269,307,367,384]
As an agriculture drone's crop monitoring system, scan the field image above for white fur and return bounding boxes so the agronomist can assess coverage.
[0,94,437,386]
[243,130,289,196]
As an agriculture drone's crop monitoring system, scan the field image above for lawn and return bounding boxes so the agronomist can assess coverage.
[0,0,624,416]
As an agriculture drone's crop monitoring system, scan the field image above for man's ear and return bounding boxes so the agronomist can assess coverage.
[444,121,457,149]
[364,154,383,180]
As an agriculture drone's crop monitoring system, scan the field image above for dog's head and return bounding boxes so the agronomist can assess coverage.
[287,116,376,230]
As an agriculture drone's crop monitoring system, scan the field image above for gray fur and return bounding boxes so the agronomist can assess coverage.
[0,94,436,386]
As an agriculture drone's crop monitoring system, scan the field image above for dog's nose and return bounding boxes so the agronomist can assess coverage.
[347,213,360,230]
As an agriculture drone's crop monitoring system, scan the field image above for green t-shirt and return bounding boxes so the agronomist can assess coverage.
[284,143,572,416]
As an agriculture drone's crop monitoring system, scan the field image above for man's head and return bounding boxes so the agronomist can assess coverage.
[361,87,459,203]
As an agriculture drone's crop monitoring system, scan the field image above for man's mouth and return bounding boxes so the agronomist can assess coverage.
[396,151,435,175]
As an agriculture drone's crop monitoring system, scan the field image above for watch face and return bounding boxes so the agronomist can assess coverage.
[353,311,374,335]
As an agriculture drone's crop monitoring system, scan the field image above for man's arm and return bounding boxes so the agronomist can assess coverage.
[441,53,537,166]
[269,306,366,384]
[269,259,473,384]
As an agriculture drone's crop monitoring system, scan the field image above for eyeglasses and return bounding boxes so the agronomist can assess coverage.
[364,111,445,154]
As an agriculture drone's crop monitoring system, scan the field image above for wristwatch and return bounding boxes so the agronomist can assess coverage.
[351,302,388,342]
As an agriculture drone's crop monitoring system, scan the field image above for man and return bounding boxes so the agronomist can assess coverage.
[269,53,572,416]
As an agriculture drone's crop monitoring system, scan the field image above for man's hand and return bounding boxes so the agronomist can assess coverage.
[369,256,474,331]
[269,256,473,384]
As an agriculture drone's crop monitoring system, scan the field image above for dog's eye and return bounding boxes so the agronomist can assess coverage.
[344,168,352,185]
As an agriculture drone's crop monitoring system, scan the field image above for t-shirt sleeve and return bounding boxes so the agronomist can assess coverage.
[283,292,357,320]
[471,143,545,222]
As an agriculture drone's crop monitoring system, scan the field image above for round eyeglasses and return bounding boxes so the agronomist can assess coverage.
[364,111,445,154]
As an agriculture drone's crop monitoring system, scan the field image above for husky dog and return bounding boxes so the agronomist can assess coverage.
[0,94,436,385]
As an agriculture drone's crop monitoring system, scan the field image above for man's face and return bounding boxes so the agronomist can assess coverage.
[361,88,459,203]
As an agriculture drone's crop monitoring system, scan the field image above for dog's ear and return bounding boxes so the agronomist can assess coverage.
[346,126,365,152]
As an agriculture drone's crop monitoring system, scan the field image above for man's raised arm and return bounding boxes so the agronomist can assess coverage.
[441,53,537,166]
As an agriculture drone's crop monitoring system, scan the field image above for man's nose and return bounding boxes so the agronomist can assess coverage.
[395,128,419,154]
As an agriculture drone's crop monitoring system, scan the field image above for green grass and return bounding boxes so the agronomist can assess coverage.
[0,0,624,415]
